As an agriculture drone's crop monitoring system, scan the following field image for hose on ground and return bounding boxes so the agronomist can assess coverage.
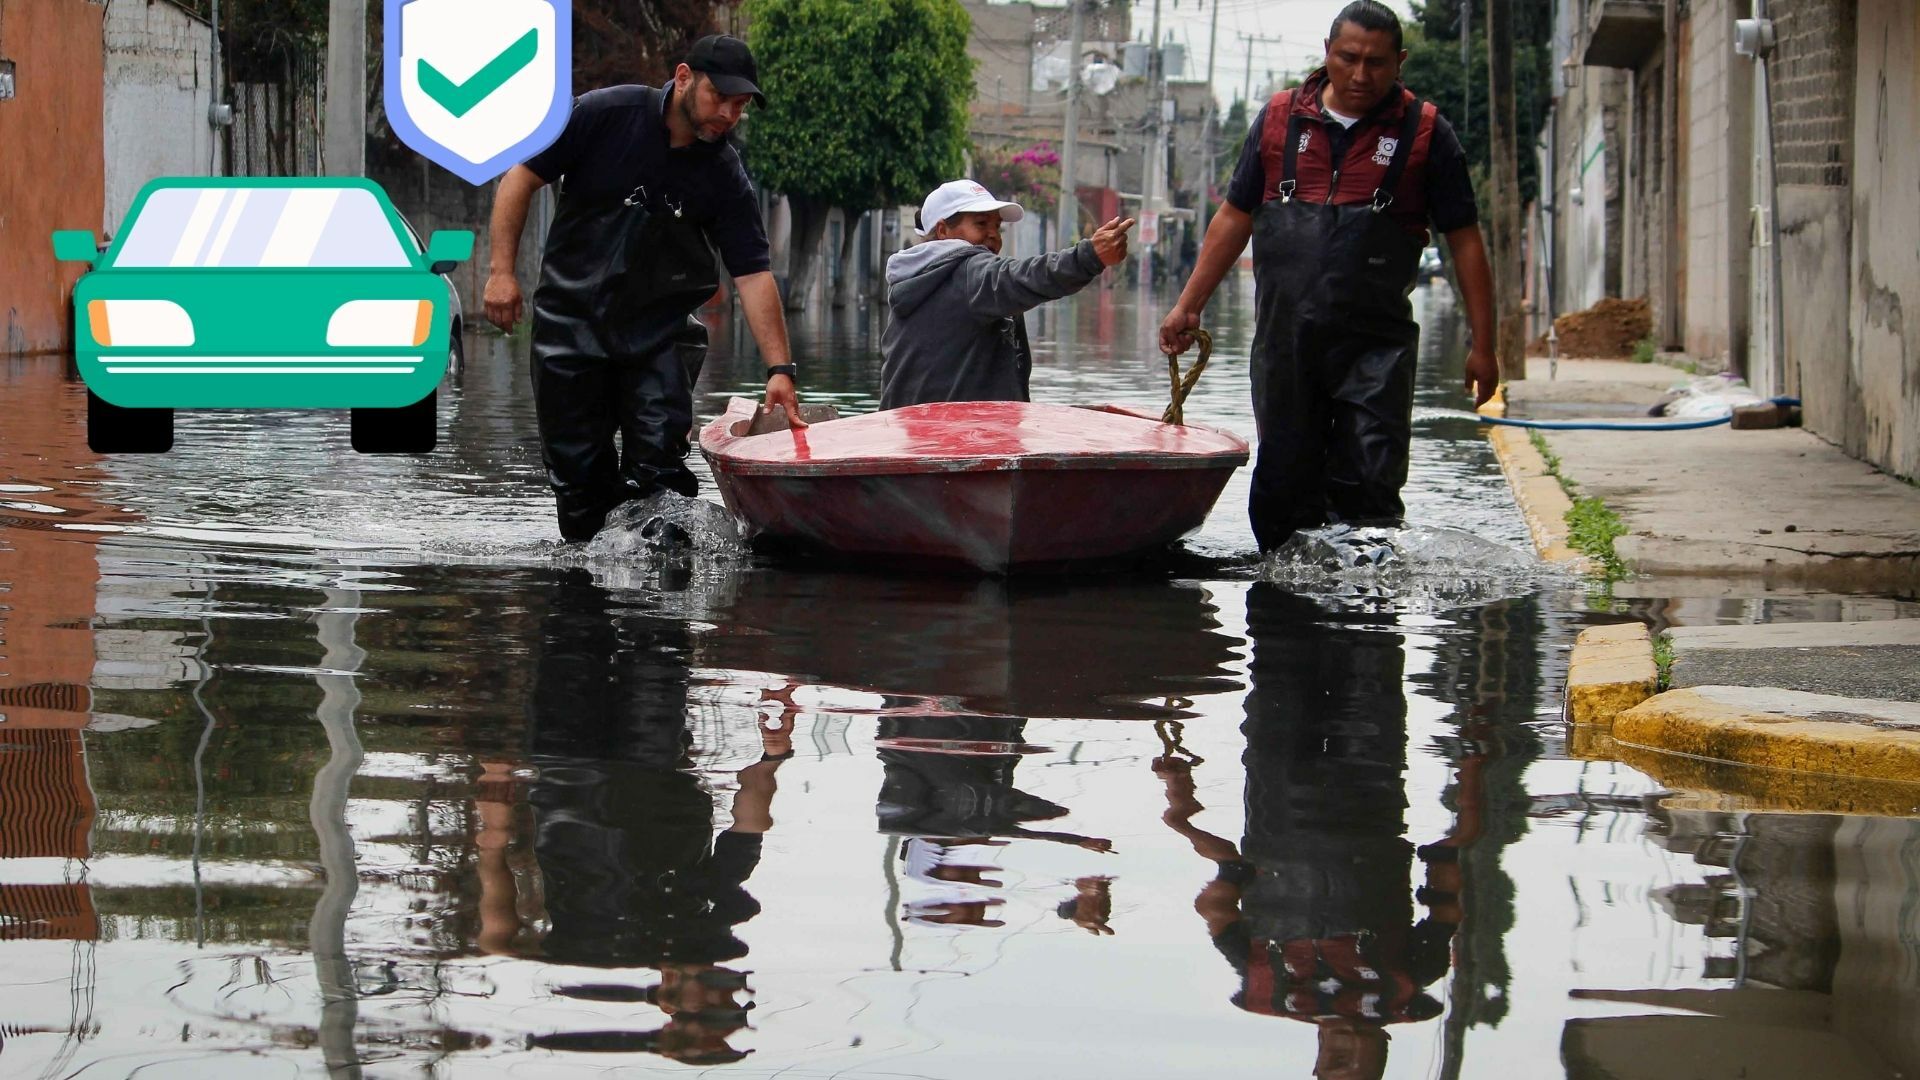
[1464,395,1802,431]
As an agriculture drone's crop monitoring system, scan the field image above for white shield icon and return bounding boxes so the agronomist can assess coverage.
[387,0,570,184]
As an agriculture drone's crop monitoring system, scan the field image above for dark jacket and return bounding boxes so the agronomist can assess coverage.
[879,238,1104,410]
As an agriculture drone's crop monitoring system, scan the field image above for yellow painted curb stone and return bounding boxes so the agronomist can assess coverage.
[1612,685,1920,785]
[1566,622,1658,728]
[1485,424,1587,568]
[1606,740,1920,817]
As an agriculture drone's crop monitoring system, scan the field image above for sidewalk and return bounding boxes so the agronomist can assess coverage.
[1488,356,1920,809]
[1493,356,1920,597]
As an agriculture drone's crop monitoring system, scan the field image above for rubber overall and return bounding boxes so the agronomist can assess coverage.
[1248,99,1427,551]
[530,100,722,543]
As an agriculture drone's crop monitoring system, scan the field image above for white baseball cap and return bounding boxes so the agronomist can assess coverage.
[916,179,1025,237]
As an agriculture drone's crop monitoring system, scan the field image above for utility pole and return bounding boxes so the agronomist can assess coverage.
[1199,0,1221,240]
[1058,0,1086,249]
[1243,33,1253,112]
[1237,33,1290,106]
[325,0,368,176]
[1487,0,1524,381]
[1141,0,1163,284]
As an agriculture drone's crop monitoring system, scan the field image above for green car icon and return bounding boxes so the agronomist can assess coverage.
[52,177,474,454]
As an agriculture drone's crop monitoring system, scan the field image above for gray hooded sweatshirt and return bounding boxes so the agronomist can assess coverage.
[879,238,1105,410]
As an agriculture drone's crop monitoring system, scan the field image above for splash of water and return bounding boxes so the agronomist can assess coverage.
[1259,522,1567,605]
[583,494,752,562]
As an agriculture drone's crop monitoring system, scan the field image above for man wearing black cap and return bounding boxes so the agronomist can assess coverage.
[484,34,806,543]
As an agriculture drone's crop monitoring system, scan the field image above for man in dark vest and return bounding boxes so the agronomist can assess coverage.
[1159,1,1498,553]
[484,35,806,543]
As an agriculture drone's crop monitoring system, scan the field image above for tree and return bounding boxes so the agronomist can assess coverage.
[746,0,973,309]
[1486,0,1525,382]
[1402,1,1553,204]
[572,1,743,92]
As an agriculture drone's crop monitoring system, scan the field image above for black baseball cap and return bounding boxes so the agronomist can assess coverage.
[686,35,765,106]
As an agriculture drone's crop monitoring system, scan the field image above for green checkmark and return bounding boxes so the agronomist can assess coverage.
[418,27,539,118]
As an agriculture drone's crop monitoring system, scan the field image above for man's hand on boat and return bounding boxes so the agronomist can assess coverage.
[762,369,807,428]
[1160,306,1202,357]
[1090,216,1137,267]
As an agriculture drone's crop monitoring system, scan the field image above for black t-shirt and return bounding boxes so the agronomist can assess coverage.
[524,83,771,277]
[1224,101,1480,236]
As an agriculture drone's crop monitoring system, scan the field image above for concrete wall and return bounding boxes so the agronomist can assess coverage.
[0,0,107,356]
[962,0,1036,117]
[1556,68,1618,313]
[103,0,220,239]
[1620,41,1672,331]
[1830,816,1920,1072]
[1681,0,1752,373]
[1847,0,1920,479]
[1771,0,1858,446]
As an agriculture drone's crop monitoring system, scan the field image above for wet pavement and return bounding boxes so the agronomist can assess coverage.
[2,275,1918,1078]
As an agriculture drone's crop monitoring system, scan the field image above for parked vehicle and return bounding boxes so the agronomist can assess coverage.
[52,177,472,454]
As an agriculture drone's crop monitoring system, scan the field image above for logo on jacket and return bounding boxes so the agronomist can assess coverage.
[1372,136,1398,166]
[1297,131,1312,154]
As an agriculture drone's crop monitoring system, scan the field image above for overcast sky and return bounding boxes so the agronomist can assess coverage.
[1124,0,1417,106]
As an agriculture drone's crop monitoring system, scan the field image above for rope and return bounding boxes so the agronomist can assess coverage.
[1162,328,1213,426]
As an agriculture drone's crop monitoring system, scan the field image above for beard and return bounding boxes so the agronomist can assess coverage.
[680,85,726,143]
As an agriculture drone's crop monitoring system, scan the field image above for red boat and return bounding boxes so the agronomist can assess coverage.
[698,398,1249,572]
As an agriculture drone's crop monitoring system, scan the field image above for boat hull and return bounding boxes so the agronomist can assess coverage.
[700,400,1248,573]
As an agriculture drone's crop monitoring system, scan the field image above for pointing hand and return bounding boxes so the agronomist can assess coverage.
[1090,216,1137,267]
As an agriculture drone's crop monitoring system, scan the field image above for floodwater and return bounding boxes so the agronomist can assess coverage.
[3,274,1918,1079]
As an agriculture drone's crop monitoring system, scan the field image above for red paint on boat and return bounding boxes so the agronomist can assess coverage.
[699,399,1249,572]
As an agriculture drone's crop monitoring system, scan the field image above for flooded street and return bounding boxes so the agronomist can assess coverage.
[3,275,1918,1078]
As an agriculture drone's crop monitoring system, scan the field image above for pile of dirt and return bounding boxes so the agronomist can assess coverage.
[1527,296,1652,358]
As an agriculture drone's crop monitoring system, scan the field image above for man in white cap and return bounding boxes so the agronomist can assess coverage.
[879,180,1134,410]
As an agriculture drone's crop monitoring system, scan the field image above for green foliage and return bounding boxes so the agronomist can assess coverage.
[1631,334,1659,364]
[1528,428,1564,480]
[1652,632,1675,690]
[1401,2,1554,204]
[1532,428,1629,582]
[746,0,973,213]
[1566,495,1628,581]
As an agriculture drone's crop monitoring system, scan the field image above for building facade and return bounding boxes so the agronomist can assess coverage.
[1543,0,1919,479]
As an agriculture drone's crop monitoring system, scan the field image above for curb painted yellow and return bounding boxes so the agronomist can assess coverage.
[1477,384,1508,419]
[1612,686,1920,785]
[1566,622,1658,727]
[1484,423,1588,568]
[1605,740,1920,817]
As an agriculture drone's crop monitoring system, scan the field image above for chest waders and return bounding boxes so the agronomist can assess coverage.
[531,151,722,542]
[1247,100,1427,552]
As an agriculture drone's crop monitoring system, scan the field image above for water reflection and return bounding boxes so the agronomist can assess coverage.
[878,715,1112,932]
[509,571,786,1064]
[3,282,1918,1076]
[1157,586,1470,1079]
[699,571,1242,720]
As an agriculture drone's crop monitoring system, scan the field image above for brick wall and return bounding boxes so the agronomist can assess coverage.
[1681,0,1751,371]
[1767,0,1855,187]
[0,0,106,355]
